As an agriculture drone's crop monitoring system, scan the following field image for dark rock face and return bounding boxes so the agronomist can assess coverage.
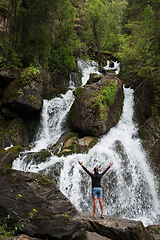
[0,67,20,88]
[0,167,82,240]
[42,71,81,100]
[0,167,154,240]
[79,212,154,240]
[125,72,160,176]
[70,72,123,137]
[0,145,21,168]
[2,79,43,116]
[138,116,160,175]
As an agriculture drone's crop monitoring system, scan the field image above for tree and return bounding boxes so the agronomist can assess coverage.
[48,0,79,75]
[81,0,127,56]
[118,4,156,76]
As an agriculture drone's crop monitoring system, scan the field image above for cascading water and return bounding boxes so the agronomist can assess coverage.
[12,59,160,226]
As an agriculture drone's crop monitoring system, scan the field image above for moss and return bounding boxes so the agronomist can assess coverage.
[3,162,12,169]
[21,66,41,85]
[147,226,159,234]
[89,137,98,148]
[92,82,117,120]
[73,86,83,97]
[40,151,51,162]
[38,175,53,187]
[65,132,78,140]
[62,214,70,220]
[3,76,22,103]
[5,145,20,155]
[3,66,40,104]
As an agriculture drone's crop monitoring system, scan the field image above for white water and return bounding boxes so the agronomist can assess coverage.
[12,60,160,226]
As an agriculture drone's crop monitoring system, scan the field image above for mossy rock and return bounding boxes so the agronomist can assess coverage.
[2,66,43,115]
[37,175,53,188]
[0,145,21,168]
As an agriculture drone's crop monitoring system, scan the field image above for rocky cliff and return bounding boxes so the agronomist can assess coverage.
[0,167,156,240]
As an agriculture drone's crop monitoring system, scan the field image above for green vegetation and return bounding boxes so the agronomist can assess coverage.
[28,95,36,102]
[73,87,83,97]
[21,66,40,85]
[62,214,70,220]
[0,0,127,76]
[147,226,159,234]
[37,175,53,187]
[93,82,117,119]
[0,194,38,237]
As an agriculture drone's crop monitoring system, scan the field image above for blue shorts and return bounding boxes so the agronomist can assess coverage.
[92,187,102,198]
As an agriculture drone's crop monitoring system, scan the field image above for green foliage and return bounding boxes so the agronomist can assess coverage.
[48,0,79,75]
[28,95,36,102]
[118,4,157,76]
[21,66,40,85]
[62,214,70,220]
[49,44,76,75]
[6,49,23,69]
[17,89,22,95]
[1,194,38,236]
[93,82,117,119]
[81,0,127,54]
[73,87,83,96]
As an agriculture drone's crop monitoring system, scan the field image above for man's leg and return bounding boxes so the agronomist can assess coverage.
[93,196,97,216]
[99,197,104,217]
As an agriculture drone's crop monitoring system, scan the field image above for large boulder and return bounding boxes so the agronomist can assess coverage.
[2,67,43,117]
[0,116,38,148]
[0,167,83,239]
[70,72,123,137]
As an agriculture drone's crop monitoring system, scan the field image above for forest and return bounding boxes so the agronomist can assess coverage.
[0,0,160,120]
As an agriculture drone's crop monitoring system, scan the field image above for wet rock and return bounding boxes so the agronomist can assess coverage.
[5,234,39,240]
[124,71,160,176]
[147,225,160,240]
[2,80,43,116]
[49,132,97,156]
[2,107,18,119]
[0,115,39,150]
[0,167,82,240]
[0,168,155,240]
[138,116,160,175]
[79,212,154,240]
[0,145,21,168]
[70,72,123,137]
[87,73,102,84]
[2,68,43,117]
[41,70,81,100]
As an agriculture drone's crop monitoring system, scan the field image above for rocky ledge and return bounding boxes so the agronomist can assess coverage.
[0,167,157,240]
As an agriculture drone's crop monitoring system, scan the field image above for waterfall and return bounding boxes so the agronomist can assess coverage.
[12,59,160,226]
